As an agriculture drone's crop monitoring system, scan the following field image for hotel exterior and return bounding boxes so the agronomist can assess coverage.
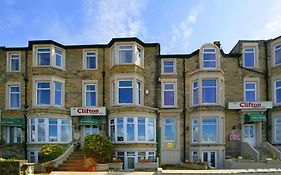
[0,36,281,169]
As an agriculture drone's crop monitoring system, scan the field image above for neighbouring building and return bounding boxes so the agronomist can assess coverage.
[0,36,281,169]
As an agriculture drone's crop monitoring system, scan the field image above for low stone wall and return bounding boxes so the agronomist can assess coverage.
[224,159,281,169]
[135,162,157,169]
[0,159,27,175]
[109,162,123,170]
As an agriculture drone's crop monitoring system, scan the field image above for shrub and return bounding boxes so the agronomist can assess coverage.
[83,134,112,164]
[39,144,64,163]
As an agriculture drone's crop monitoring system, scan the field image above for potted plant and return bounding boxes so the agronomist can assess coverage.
[83,134,112,171]
[85,157,96,172]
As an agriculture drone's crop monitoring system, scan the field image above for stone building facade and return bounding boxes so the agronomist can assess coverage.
[0,36,281,169]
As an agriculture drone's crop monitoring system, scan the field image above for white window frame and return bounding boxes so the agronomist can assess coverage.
[274,80,281,105]
[136,47,143,67]
[117,80,133,105]
[36,82,51,106]
[7,53,21,72]
[55,48,63,68]
[7,84,21,109]
[192,80,199,106]
[203,48,216,69]
[163,117,176,142]
[5,126,22,144]
[109,117,156,143]
[244,82,257,102]
[202,79,217,104]
[201,118,218,143]
[162,82,176,107]
[83,50,98,70]
[28,118,72,144]
[118,45,133,64]
[28,150,39,163]
[191,151,199,162]
[162,59,176,74]
[37,48,51,66]
[192,118,199,143]
[83,83,97,107]
[136,81,141,105]
[243,48,255,68]
[275,118,281,142]
[54,81,62,107]
[274,43,281,66]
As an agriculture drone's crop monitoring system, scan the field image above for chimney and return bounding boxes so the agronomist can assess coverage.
[213,41,221,48]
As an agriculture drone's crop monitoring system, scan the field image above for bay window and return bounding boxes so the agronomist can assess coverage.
[119,46,133,64]
[192,81,198,105]
[203,48,216,68]
[34,46,65,69]
[28,118,72,143]
[274,44,281,65]
[275,80,281,105]
[37,48,50,66]
[110,117,156,143]
[192,119,198,143]
[202,80,217,104]
[202,118,217,143]
[164,118,176,142]
[275,118,281,142]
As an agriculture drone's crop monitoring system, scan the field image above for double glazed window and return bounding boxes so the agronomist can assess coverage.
[274,80,281,105]
[163,60,176,74]
[35,47,64,69]
[110,117,156,143]
[192,81,199,105]
[164,118,176,142]
[274,44,281,65]
[244,82,257,102]
[84,51,97,69]
[203,48,216,68]
[35,80,63,107]
[112,79,142,105]
[163,83,176,107]
[244,48,255,68]
[29,118,72,143]
[7,53,20,72]
[192,118,218,143]
[84,84,97,106]
[5,126,22,144]
[275,118,281,142]
[8,85,20,109]
[202,80,217,104]
[111,44,143,66]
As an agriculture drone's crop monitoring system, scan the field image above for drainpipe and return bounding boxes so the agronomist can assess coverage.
[24,49,29,160]
[264,41,270,142]
[102,48,107,135]
[182,58,186,161]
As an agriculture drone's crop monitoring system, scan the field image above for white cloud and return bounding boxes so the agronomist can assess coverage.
[79,0,147,43]
[166,1,206,53]
[253,2,281,39]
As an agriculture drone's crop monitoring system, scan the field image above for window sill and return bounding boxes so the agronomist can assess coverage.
[4,108,21,111]
[33,65,65,71]
[6,70,21,73]
[112,142,156,144]
[110,64,144,69]
[82,68,98,71]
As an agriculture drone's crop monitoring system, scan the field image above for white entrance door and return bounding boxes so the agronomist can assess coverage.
[202,151,217,168]
[81,125,100,146]
[244,124,256,147]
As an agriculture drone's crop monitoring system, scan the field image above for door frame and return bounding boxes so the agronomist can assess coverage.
[202,151,217,168]
[243,124,256,147]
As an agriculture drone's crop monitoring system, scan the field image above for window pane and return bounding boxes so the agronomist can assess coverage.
[11,56,20,71]
[276,84,281,104]
[117,118,124,141]
[244,48,255,67]
[275,45,281,65]
[164,61,174,73]
[164,91,174,106]
[110,119,115,142]
[137,47,142,66]
[138,118,145,141]
[202,80,216,103]
[276,119,281,142]
[193,81,198,105]
[127,118,134,141]
[119,46,133,64]
[86,52,96,69]
[55,49,62,67]
[164,118,175,141]
[10,86,20,108]
[148,118,155,141]
[38,120,45,142]
[202,118,217,142]
[192,119,198,143]
[61,120,71,142]
[119,81,133,104]
[37,49,50,66]
[37,83,50,105]
[203,49,216,68]
[49,119,57,142]
[85,84,96,106]
[55,82,62,106]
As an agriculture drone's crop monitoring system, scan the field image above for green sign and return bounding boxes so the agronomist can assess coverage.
[244,114,266,123]
[78,117,102,125]
[1,118,24,126]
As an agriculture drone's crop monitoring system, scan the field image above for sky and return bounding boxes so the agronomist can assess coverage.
[1,0,281,54]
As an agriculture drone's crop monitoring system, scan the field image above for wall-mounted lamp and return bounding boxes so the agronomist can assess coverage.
[145,89,149,95]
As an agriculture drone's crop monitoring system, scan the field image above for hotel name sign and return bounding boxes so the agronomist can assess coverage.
[71,107,106,116]
[228,101,272,109]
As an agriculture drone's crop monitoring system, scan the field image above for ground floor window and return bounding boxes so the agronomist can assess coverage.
[275,118,281,142]
[4,126,22,144]
[114,151,156,169]
[109,117,156,143]
[190,150,218,167]
[191,151,199,162]
[28,118,72,143]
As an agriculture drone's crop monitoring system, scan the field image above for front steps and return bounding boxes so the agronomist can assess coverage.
[55,151,87,171]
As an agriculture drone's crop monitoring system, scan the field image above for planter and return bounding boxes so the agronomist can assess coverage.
[181,162,208,170]
[96,163,109,171]
[109,162,123,170]
[88,166,96,172]
[135,162,157,169]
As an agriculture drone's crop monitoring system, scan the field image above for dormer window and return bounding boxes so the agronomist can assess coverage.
[37,48,51,66]
[203,48,216,68]
[244,48,255,68]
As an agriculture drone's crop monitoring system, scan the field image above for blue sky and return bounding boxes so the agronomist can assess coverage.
[1,0,281,53]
